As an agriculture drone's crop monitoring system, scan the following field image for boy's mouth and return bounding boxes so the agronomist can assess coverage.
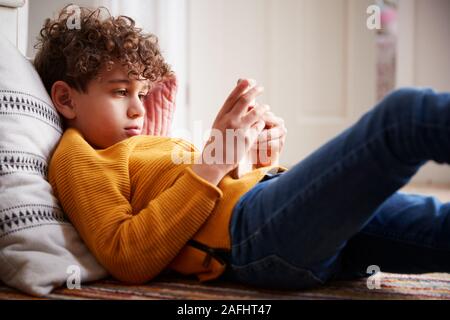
[124,126,142,137]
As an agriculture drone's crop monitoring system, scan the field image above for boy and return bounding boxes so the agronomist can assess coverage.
[40,5,450,290]
[38,5,286,284]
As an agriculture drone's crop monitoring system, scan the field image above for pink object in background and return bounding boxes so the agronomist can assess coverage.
[142,75,178,136]
[377,5,398,101]
[381,7,397,26]
[380,6,398,35]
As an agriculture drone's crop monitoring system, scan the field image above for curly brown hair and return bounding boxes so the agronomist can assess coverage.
[33,4,172,95]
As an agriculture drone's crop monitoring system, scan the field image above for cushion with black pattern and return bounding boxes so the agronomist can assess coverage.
[0,32,107,296]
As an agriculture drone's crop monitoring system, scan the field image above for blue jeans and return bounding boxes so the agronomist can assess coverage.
[227,88,450,289]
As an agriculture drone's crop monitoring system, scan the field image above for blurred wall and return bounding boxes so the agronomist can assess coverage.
[26,0,188,135]
[397,0,450,184]
[188,0,377,168]
[27,0,99,58]
[23,0,450,183]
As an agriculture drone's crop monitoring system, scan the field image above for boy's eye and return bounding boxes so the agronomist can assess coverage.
[138,93,148,101]
[115,89,127,96]
[114,89,147,101]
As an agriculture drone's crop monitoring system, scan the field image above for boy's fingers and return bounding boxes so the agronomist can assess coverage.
[247,120,266,145]
[241,104,269,127]
[262,112,284,127]
[254,119,266,132]
[258,126,286,142]
[237,78,255,86]
[231,85,265,117]
[221,79,256,114]
[256,137,283,153]
[253,139,282,166]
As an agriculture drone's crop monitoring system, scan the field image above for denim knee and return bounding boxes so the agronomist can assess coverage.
[378,87,432,122]
[358,87,432,137]
[373,87,450,165]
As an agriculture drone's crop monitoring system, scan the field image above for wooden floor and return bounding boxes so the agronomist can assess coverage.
[2,272,450,300]
[0,183,449,300]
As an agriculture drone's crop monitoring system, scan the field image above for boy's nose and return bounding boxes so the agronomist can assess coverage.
[128,98,145,118]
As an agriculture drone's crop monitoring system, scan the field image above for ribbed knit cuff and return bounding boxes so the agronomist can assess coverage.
[184,166,224,199]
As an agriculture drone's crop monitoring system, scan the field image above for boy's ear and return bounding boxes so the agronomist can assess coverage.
[51,81,77,120]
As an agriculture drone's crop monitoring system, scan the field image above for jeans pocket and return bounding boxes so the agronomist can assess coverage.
[229,254,325,290]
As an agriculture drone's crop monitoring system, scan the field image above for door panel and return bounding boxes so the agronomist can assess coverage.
[397,0,450,185]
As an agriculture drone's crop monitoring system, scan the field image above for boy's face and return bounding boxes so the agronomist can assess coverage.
[69,63,149,149]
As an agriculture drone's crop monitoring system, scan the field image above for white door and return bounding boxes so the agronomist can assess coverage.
[188,0,450,185]
[188,0,377,168]
[264,0,377,166]
[397,0,450,185]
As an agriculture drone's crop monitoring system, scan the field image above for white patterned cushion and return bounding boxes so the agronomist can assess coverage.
[0,32,107,296]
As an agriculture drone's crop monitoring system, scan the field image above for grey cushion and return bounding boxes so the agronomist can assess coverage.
[0,31,107,296]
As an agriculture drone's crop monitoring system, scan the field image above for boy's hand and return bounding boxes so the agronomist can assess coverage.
[142,74,178,136]
[192,79,266,184]
[250,109,287,168]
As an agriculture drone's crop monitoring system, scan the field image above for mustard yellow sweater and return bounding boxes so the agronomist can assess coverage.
[49,128,286,284]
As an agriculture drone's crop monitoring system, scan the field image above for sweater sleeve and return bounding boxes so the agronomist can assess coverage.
[49,140,223,284]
